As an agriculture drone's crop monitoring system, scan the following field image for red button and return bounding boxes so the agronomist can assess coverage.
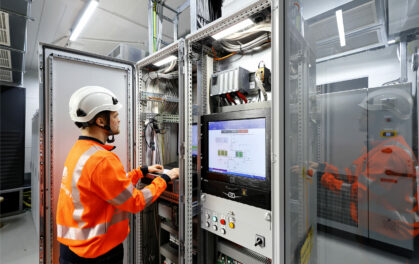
[220,219,226,225]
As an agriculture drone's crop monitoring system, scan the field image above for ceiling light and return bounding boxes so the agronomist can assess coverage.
[70,0,99,42]
[212,19,254,40]
[153,55,177,67]
[335,9,346,47]
[388,39,396,44]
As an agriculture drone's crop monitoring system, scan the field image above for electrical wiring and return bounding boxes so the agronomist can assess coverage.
[226,93,237,105]
[222,23,271,41]
[144,58,178,80]
[23,190,31,207]
[219,33,271,53]
[255,74,268,101]
[214,22,271,53]
[211,47,237,61]
[148,71,178,80]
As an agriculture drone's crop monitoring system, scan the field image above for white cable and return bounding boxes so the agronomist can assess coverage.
[222,23,271,41]
[219,33,271,53]
[214,23,271,53]
[255,75,267,101]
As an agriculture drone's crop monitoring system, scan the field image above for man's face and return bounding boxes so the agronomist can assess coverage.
[110,111,120,135]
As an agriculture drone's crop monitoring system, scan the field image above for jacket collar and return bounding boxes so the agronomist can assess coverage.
[78,136,116,151]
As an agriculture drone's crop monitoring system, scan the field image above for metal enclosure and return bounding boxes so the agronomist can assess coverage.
[39,44,134,264]
[135,40,191,264]
[184,0,300,263]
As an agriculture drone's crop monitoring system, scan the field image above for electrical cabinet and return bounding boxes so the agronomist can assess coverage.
[37,1,316,264]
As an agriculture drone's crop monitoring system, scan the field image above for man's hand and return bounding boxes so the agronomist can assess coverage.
[321,173,342,193]
[291,161,319,174]
[165,168,179,180]
[148,164,164,174]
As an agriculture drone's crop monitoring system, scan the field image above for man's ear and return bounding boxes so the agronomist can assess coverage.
[95,116,106,127]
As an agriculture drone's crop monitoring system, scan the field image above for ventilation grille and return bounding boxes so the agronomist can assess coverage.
[0,49,11,68]
[0,11,10,46]
[309,0,378,43]
[316,29,381,59]
[0,131,24,190]
[0,69,12,82]
[317,173,358,227]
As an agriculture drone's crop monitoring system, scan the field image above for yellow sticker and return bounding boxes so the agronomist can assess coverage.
[381,131,397,137]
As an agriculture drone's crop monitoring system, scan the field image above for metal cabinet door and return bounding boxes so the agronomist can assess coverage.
[38,44,135,264]
[316,88,369,237]
[367,83,415,251]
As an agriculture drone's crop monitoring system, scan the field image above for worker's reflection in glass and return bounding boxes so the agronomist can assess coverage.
[315,88,419,241]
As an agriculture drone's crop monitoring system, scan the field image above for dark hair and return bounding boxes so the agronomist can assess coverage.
[75,111,110,129]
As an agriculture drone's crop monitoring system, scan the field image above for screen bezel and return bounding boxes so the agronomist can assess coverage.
[201,108,271,192]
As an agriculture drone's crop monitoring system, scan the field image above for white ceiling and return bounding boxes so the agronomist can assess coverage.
[26,0,190,71]
[25,0,419,71]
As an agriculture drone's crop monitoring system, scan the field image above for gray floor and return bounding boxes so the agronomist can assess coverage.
[317,231,416,264]
[0,211,38,264]
[0,211,418,264]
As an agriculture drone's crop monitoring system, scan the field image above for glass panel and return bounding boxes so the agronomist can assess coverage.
[285,0,419,263]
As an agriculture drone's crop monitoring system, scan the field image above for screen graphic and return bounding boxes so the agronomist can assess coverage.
[208,118,266,180]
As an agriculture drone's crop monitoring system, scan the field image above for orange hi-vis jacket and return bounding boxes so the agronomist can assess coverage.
[320,135,419,240]
[56,137,168,258]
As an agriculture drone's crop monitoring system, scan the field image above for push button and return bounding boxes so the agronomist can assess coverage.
[213,225,218,231]
[212,216,218,222]
[229,222,235,229]
[220,219,226,225]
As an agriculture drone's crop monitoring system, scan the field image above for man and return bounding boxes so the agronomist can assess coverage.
[56,86,179,263]
[317,87,419,241]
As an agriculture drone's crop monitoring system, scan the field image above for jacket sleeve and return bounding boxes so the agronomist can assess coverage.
[91,155,168,213]
[319,162,348,193]
[126,166,148,186]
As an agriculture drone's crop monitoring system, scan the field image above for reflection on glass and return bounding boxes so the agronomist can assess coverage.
[285,0,419,263]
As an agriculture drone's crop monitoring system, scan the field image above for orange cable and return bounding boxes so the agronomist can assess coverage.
[211,47,237,61]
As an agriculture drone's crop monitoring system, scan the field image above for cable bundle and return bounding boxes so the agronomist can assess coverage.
[216,23,271,53]
[197,0,222,28]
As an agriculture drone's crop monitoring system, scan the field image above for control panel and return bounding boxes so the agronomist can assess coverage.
[201,193,272,258]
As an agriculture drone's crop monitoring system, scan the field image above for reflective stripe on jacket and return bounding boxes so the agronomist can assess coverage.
[56,137,167,258]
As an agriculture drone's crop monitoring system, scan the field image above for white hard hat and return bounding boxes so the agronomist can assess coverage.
[358,87,413,120]
[69,86,122,123]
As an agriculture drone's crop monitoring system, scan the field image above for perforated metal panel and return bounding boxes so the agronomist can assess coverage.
[0,11,10,46]
[0,49,11,68]
[309,0,377,43]
[316,29,382,59]
[0,69,12,82]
